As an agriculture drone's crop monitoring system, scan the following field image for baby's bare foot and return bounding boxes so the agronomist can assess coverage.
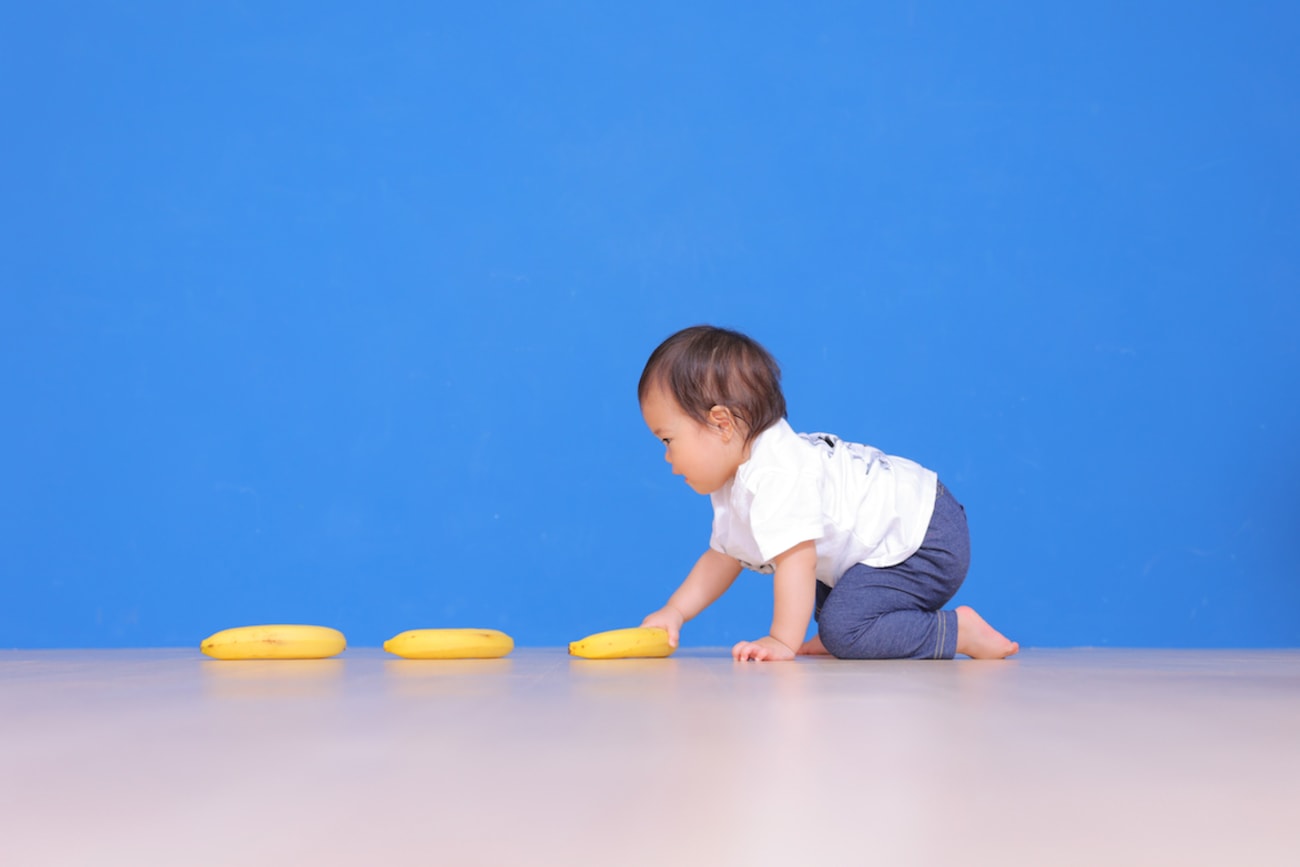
[798,634,831,656]
[955,606,1019,659]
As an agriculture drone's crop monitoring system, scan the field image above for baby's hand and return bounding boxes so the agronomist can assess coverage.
[732,636,796,662]
[640,606,685,648]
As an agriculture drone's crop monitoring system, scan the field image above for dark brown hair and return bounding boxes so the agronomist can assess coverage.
[638,325,786,442]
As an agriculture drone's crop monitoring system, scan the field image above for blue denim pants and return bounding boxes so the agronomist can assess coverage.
[814,481,970,659]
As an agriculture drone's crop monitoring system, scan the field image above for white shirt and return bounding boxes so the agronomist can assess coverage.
[709,418,938,586]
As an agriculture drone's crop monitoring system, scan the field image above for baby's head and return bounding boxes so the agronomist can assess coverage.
[638,325,786,445]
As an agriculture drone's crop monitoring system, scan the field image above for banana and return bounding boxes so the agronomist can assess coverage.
[200,624,347,660]
[383,628,514,659]
[568,626,676,659]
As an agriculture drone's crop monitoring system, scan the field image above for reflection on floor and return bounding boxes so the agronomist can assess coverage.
[2,648,1298,866]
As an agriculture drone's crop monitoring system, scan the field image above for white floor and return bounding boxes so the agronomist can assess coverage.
[2,648,1298,866]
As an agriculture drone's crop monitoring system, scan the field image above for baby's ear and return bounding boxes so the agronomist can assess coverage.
[708,405,740,440]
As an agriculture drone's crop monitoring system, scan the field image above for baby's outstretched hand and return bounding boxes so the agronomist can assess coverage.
[732,636,796,662]
[640,606,685,648]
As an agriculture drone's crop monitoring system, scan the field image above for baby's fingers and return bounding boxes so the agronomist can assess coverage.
[641,614,681,647]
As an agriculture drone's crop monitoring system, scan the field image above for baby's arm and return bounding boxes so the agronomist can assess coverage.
[641,548,742,647]
[733,540,817,662]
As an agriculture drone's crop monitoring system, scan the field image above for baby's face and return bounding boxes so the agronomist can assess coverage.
[640,386,746,495]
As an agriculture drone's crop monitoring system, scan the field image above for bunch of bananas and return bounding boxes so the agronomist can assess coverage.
[200,624,677,660]
[200,625,513,660]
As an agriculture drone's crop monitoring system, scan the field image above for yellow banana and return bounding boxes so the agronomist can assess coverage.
[200,624,347,660]
[383,628,514,659]
[568,626,675,659]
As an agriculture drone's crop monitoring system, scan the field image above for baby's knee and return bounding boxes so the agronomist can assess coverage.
[817,598,893,659]
[818,625,852,659]
[816,609,866,659]
[819,620,889,660]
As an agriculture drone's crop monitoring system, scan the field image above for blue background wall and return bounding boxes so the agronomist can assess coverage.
[3,2,1297,649]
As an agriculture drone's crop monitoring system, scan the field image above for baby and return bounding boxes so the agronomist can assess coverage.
[638,325,1019,662]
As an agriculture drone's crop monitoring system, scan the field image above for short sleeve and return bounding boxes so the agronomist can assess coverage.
[745,467,825,563]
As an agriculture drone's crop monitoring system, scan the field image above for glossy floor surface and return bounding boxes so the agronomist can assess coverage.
[2,648,1298,866]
